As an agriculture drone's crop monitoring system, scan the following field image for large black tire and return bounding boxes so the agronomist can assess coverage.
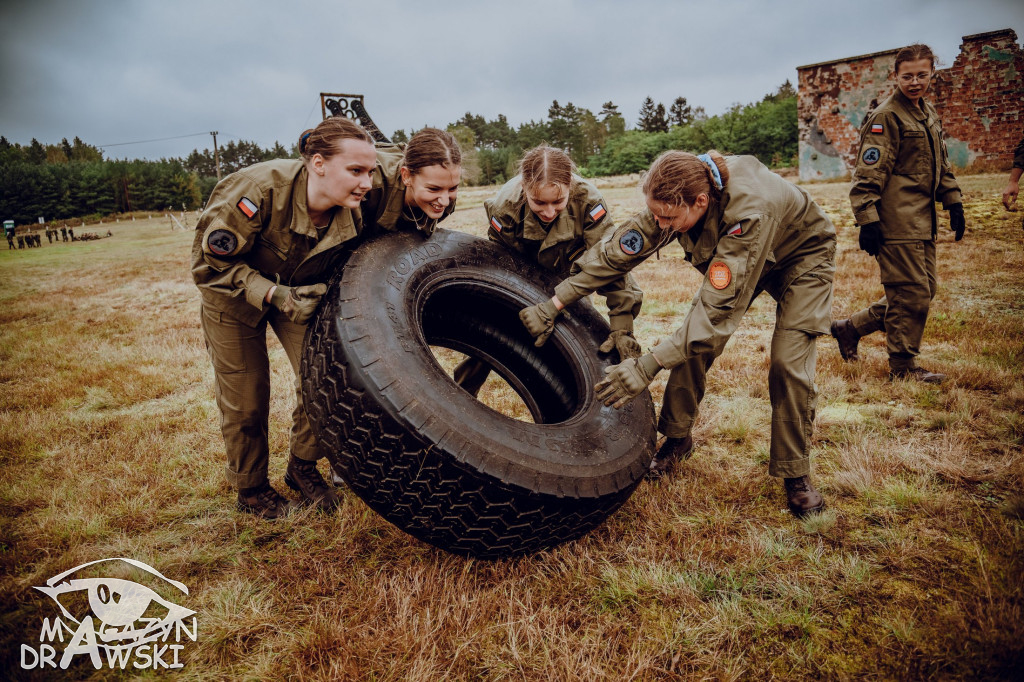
[301,228,656,559]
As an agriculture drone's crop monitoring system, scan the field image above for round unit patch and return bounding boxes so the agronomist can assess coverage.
[619,228,645,255]
[862,147,881,165]
[708,261,732,290]
[207,229,238,256]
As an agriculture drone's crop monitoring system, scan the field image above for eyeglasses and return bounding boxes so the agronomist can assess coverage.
[898,72,932,84]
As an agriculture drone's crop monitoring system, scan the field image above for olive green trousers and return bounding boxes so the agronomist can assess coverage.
[200,305,321,490]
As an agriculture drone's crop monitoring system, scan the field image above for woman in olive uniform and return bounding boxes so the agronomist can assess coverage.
[520,150,836,518]
[360,127,462,237]
[455,145,642,395]
[831,43,965,383]
[192,116,376,519]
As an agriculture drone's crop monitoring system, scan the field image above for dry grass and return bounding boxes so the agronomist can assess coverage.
[1,174,1022,680]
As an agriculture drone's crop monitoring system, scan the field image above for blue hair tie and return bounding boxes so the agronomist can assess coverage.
[300,131,312,152]
[697,153,723,190]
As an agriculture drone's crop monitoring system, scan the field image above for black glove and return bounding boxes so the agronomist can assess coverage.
[858,221,882,256]
[948,203,965,241]
[519,299,561,347]
[270,283,327,325]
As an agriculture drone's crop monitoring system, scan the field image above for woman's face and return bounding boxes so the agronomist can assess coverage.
[313,139,377,209]
[895,57,934,102]
[525,183,570,223]
[646,194,707,233]
[402,164,461,219]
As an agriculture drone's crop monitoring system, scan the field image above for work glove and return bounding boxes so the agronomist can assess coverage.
[858,221,883,256]
[595,353,661,410]
[519,299,561,347]
[599,330,642,361]
[270,283,328,325]
[948,203,965,241]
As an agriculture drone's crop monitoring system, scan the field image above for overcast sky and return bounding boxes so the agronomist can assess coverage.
[1,0,1021,160]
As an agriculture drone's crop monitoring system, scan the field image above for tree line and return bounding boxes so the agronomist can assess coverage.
[1,83,796,225]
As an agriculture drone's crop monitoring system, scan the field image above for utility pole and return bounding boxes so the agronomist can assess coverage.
[210,131,221,181]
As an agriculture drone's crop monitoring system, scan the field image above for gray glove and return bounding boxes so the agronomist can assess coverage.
[599,330,642,360]
[271,283,327,325]
[595,353,661,409]
[519,299,561,347]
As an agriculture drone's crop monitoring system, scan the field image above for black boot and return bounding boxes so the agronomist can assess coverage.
[889,366,946,384]
[648,436,694,477]
[784,476,825,518]
[830,319,861,362]
[237,482,297,520]
[284,457,341,512]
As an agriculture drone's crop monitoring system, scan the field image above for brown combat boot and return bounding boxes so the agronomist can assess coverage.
[237,482,298,520]
[830,319,861,362]
[284,456,342,512]
[648,436,694,478]
[784,476,825,518]
[889,366,946,384]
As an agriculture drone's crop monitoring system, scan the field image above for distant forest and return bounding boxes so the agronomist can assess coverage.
[1,83,796,225]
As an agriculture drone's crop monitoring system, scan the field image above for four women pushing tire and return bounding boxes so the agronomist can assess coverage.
[193,107,844,557]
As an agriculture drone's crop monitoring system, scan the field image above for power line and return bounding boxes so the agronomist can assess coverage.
[96,132,212,148]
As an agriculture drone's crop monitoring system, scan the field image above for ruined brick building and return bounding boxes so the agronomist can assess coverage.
[796,29,1023,181]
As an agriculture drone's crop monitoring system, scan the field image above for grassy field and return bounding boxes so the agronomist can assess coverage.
[1,174,1021,680]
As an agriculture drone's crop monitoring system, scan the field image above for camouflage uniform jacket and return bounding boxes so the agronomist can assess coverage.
[191,159,362,327]
[359,143,456,237]
[487,175,642,330]
[554,156,836,369]
[849,90,962,240]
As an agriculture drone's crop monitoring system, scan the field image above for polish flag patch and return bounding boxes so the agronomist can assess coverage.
[589,204,607,221]
[727,223,743,236]
[237,197,258,218]
[490,216,503,232]
[870,124,884,134]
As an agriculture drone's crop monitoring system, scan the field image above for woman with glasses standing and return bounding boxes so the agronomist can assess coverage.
[831,43,965,383]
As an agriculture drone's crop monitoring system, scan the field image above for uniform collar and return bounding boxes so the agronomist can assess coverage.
[893,90,929,122]
[289,165,319,238]
[681,201,722,264]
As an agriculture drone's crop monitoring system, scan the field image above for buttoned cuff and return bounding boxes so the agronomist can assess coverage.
[246,275,275,311]
[854,206,880,226]
[651,342,682,371]
[940,190,963,209]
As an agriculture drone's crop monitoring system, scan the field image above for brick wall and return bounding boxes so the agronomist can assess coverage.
[796,29,1024,181]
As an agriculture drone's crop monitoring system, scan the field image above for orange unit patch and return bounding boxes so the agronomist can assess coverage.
[708,261,732,289]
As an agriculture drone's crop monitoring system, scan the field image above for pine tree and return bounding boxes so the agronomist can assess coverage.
[669,97,693,127]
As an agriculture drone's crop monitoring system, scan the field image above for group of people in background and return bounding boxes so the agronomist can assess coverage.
[191,42,1020,526]
[5,225,74,249]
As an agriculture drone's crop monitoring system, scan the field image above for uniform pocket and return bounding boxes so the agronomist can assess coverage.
[894,130,929,175]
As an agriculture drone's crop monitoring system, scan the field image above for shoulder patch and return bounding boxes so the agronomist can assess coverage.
[490,216,503,233]
[237,197,258,218]
[589,203,607,221]
[207,228,239,257]
[708,261,732,290]
[619,228,644,255]
[870,123,884,135]
[861,147,881,165]
[727,223,743,236]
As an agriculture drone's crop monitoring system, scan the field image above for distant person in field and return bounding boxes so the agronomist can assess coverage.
[191,116,378,520]
[68,227,74,241]
[520,150,836,519]
[831,43,964,384]
[61,226,68,242]
[457,145,642,396]
[1002,135,1023,214]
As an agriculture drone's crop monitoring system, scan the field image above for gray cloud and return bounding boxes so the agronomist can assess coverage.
[1,0,1021,159]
